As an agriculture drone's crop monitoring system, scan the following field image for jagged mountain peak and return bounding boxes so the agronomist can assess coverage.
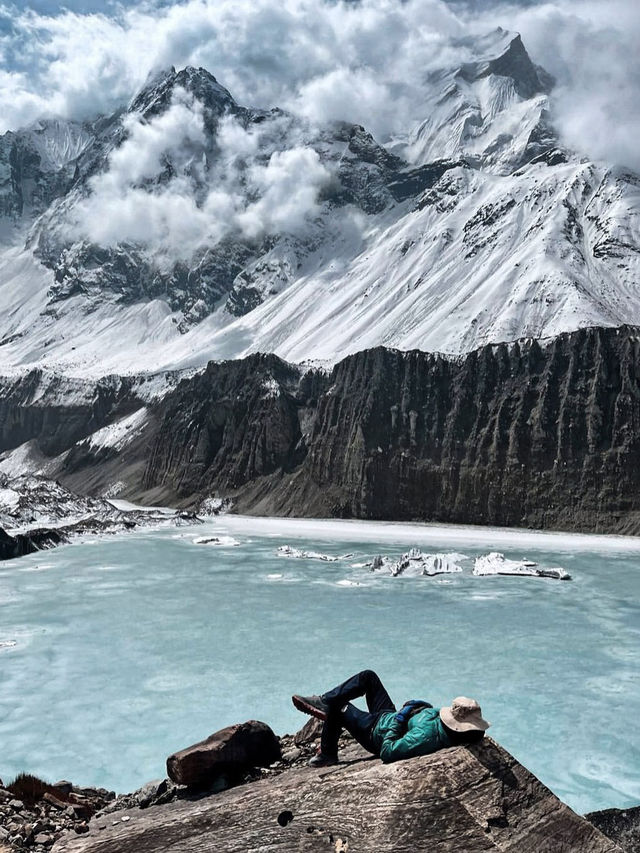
[393,28,557,171]
[129,64,237,120]
[456,28,553,99]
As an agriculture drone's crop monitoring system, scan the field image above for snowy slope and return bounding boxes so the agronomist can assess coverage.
[0,29,639,378]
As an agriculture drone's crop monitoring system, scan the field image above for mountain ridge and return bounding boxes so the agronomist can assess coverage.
[3,325,640,535]
[0,29,638,379]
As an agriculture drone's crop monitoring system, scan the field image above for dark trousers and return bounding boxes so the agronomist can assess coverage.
[320,669,396,758]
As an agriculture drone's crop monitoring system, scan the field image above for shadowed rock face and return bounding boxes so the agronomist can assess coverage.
[0,525,63,560]
[51,739,622,853]
[142,325,640,534]
[0,371,139,457]
[586,806,640,853]
[141,352,324,498]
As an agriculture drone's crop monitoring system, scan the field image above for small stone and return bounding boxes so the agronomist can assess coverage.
[283,747,302,762]
[9,798,24,810]
[74,823,90,834]
[135,779,167,807]
[70,802,93,820]
[97,824,107,831]
[121,815,131,822]
[34,833,53,845]
[43,793,67,810]
[52,781,73,795]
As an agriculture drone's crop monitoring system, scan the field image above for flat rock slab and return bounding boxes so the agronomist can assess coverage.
[52,739,622,853]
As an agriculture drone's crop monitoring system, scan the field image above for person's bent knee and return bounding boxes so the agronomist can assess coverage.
[360,669,379,681]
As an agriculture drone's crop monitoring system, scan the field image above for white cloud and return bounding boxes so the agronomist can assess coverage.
[238,147,331,239]
[456,0,640,169]
[1,0,637,169]
[68,97,331,257]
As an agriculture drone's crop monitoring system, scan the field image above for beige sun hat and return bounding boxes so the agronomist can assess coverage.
[440,697,490,733]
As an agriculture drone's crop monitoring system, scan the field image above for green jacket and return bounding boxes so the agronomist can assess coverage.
[372,706,452,763]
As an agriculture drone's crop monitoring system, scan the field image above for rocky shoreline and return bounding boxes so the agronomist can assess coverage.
[2,718,636,853]
[0,474,207,561]
[0,778,114,851]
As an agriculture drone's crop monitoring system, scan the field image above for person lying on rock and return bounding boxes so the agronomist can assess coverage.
[292,669,489,767]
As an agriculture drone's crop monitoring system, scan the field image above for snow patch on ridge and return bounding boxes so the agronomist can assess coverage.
[85,409,149,452]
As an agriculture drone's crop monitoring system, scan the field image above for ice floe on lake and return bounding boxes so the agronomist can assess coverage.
[276,545,353,561]
[368,548,465,577]
[193,535,240,547]
[275,543,570,581]
[473,552,571,580]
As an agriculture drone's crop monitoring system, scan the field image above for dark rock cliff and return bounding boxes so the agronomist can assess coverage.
[0,371,139,457]
[141,353,324,500]
[2,325,640,534]
[142,326,640,533]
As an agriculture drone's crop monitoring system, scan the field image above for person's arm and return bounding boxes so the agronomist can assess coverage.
[378,716,441,763]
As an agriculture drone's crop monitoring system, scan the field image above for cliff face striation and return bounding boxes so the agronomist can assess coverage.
[2,325,640,535]
[140,325,640,534]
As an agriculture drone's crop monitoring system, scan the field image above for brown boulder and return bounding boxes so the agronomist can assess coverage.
[166,720,281,787]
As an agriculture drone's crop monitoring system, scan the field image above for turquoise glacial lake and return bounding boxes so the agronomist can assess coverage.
[1,515,639,815]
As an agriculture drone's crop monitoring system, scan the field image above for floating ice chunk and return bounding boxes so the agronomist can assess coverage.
[193,535,240,547]
[266,573,284,580]
[473,552,571,580]
[276,545,352,561]
[370,548,464,577]
[336,579,361,586]
[0,640,17,649]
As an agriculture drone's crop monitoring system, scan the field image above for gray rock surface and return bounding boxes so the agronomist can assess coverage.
[51,738,622,853]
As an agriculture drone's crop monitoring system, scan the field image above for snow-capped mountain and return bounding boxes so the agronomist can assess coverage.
[0,28,639,378]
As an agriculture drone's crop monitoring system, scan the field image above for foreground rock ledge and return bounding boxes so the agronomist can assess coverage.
[52,739,621,853]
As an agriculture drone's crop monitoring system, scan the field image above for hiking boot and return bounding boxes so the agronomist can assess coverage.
[308,752,339,768]
[292,694,330,721]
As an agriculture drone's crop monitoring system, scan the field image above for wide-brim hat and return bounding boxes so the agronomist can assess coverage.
[440,696,490,733]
